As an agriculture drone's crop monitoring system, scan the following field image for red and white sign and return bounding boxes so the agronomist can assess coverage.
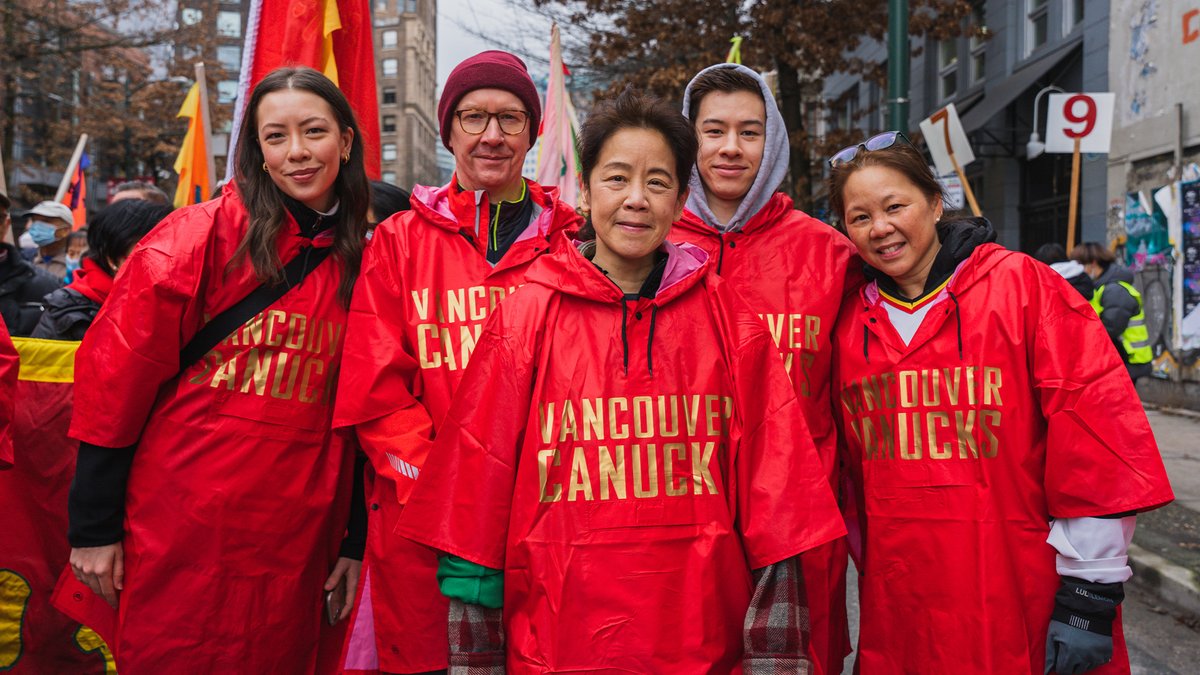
[1045,93,1115,153]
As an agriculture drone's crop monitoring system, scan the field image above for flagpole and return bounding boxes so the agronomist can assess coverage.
[54,134,89,202]
[194,62,217,192]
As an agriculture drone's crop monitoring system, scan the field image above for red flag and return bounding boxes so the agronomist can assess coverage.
[61,153,88,230]
[0,338,115,673]
[229,0,381,180]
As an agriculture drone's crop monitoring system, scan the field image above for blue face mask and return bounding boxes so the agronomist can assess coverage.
[28,222,62,247]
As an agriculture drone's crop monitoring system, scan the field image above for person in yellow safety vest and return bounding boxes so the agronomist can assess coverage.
[1071,242,1153,382]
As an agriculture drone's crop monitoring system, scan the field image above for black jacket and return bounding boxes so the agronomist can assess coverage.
[0,243,63,336]
[31,287,101,341]
[1093,265,1140,343]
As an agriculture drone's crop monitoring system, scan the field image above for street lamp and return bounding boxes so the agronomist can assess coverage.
[1026,85,1065,160]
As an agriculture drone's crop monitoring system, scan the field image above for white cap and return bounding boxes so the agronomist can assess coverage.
[28,201,74,224]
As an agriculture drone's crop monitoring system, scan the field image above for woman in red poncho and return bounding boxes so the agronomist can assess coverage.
[826,133,1173,674]
[65,67,370,674]
[397,89,845,673]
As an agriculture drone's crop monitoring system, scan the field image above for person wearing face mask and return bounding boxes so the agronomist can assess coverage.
[826,133,1172,674]
[671,62,861,674]
[396,88,844,673]
[333,51,579,675]
[64,67,369,674]
[32,201,171,341]
[25,201,75,279]
[0,192,62,335]
[62,230,88,283]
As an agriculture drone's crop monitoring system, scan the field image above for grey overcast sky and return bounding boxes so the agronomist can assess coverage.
[436,0,555,91]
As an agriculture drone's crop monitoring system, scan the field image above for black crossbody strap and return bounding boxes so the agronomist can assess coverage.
[178,245,334,373]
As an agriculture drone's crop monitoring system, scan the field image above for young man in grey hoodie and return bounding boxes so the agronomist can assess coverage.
[670,63,861,675]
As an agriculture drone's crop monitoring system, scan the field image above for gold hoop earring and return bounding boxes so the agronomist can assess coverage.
[262,162,269,173]
[342,153,350,164]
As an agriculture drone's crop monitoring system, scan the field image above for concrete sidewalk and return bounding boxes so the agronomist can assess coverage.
[1130,407,1200,620]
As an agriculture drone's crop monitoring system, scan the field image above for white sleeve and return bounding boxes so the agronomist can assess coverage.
[1046,516,1136,584]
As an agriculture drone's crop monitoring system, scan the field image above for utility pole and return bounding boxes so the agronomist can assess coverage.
[887,0,910,131]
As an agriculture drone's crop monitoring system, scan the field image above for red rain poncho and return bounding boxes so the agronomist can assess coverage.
[67,184,354,674]
[0,338,116,673]
[671,194,860,672]
[398,238,845,673]
[333,178,579,673]
[833,243,1173,674]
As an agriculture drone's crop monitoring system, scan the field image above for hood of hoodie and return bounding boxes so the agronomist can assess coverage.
[1049,260,1086,280]
[864,217,998,301]
[681,63,790,234]
[525,235,710,306]
[410,176,559,243]
[1094,262,1135,288]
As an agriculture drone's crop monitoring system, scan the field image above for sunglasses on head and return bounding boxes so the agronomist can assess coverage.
[828,131,912,167]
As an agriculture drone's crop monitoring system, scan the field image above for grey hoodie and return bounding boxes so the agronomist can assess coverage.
[681,63,790,233]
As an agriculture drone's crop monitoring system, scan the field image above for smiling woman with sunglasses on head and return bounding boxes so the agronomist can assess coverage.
[66,67,369,674]
[827,134,1173,674]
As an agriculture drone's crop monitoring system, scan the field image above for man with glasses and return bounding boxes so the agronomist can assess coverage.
[670,63,862,674]
[332,51,580,675]
[0,192,62,335]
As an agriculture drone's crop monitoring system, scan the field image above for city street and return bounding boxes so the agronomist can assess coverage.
[841,407,1200,674]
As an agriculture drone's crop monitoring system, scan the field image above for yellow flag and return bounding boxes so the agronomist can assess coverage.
[173,83,211,208]
[320,0,343,85]
[726,36,743,65]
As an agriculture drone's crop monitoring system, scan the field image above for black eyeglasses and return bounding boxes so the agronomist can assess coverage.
[454,109,529,136]
[828,131,912,167]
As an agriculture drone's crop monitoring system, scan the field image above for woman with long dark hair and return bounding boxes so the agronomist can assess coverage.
[826,133,1172,674]
[66,67,369,674]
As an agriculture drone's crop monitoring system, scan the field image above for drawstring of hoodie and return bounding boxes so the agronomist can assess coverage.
[947,289,964,360]
[620,300,630,375]
[617,300,659,376]
[647,306,658,376]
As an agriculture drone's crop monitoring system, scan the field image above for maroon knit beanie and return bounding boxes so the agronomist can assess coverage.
[438,50,541,151]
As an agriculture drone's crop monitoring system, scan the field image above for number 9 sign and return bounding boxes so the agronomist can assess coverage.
[1045,93,1115,153]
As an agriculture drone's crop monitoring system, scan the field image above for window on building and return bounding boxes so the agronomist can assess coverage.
[382,87,396,104]
[1025,0,1049,55]
[217,10,242,38]
[969,3,987,85]
[181,8,203,25]
[1064,0,1084,33]
[938,39,958,101]
[217,45,241,73]
[382,30,397,48]
[217,80,238,104]
[867,80,884,132]
[830,86,858,131]
[382,143,397,161]
[406,0,417,13]
[382,58,398,77]
[382,115,397,132]
[375,1,388,13]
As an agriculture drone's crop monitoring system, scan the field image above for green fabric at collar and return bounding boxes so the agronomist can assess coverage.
[436,554,504,609]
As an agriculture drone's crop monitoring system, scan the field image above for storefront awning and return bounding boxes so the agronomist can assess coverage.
[959,39,1081,133]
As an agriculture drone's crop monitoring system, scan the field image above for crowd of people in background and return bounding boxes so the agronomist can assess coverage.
[0,52,1176,675]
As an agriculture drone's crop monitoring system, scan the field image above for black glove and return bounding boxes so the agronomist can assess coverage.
[1044,576,1124,674]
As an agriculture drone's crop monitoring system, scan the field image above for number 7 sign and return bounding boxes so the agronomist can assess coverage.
[1045,93,1115,153]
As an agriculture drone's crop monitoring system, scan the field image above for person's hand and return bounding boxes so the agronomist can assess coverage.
[323,556,362,623]
[69,542,124,609]
[1043,576,1123,674]
[1045,620,1113,674]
